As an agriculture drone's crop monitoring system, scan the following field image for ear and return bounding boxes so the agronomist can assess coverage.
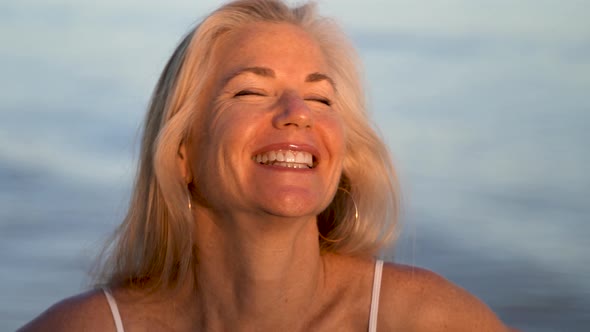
[177,141,193,184]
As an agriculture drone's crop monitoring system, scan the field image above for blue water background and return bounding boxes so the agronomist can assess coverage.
[1,1,589,331]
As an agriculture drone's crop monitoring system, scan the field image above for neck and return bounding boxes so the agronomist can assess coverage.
[190,207,325,330]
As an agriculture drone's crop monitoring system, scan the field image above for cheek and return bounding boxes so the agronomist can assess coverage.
[207,105,265,160]
[194,106,263,192]
[190,127,237,206]
[321,113,347,159]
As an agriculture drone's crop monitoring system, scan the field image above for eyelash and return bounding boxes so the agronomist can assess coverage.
[307,97,332,106]
[235,90,264,97]
[234,90,332,107]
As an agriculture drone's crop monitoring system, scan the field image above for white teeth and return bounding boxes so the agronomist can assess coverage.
[285,151,295,163]
[253,150,314,168]
[295,153,305,164]
[274,162,308,169]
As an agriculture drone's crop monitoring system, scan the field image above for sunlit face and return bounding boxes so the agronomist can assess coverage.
[190,22,345,219]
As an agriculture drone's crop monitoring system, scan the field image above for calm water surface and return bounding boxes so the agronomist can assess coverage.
[1,1,589,331]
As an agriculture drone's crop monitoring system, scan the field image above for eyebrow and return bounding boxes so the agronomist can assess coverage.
[222,66,336,90]
[222,67,275,87]
[305,72,336,90]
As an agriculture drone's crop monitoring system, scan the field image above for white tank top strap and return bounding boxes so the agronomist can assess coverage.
[102,287,125,332]
[368,259,384,332]
[101,264,384,332]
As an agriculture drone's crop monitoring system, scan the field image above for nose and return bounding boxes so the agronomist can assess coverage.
[272,92,313,129]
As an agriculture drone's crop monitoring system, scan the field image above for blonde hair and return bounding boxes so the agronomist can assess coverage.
[94,0,399,291]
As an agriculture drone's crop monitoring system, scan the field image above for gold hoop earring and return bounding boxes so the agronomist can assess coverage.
[187,189,192,210]
[338,187,359,221]
[318,187,359,243]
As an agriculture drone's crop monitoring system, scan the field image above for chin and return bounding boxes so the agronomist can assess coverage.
[258,190,326,219]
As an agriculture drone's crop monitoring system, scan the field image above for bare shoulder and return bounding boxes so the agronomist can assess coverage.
[377,263,512,332]
[17,289,115,332]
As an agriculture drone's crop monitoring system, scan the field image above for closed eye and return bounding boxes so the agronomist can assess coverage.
[306,97,332,106]
[235,90,265,97]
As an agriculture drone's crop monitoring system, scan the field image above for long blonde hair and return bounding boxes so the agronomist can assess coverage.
[94,0,399,292]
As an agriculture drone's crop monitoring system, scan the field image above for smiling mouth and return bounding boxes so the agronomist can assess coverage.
[252,150,316,169]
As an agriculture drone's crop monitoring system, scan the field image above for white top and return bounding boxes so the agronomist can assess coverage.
[102,259,385,332]
[369,259,384,332]
[102,287,124,332]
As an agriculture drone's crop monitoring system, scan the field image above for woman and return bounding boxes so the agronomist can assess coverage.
[20,0,514,331]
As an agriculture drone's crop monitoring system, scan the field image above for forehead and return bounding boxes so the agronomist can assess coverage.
[211,22,328,79]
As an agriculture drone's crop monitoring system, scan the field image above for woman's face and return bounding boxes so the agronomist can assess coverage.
[190,22,345,220]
